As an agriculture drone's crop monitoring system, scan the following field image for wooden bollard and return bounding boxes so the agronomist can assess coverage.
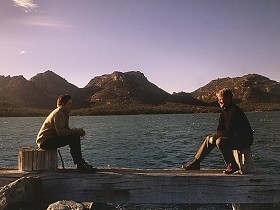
[233,148,254,174]
[232,149,256,209]
[18,147,58,171]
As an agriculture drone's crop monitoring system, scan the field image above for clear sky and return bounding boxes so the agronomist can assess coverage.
[1,0,280,93]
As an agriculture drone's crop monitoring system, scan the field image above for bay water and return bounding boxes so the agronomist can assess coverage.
[0,112,279,209]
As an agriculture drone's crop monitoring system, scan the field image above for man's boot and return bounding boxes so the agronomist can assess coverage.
[181,159,200,170]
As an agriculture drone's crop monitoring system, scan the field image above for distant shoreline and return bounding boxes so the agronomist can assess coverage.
[1,102,280,117]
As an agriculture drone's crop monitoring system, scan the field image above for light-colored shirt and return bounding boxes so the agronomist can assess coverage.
[36,106,80,147]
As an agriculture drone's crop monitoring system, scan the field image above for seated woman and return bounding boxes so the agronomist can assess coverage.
[36,94,95,173]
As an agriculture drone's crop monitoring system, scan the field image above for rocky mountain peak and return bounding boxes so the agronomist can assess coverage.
[6,75,28,87]
[243,73,269,80]
[85,71,171,105]
[30,70,72,85]
[192,74,280,103]
[30,70,79,98]
[85,71,147,88]
[0,75,12,88]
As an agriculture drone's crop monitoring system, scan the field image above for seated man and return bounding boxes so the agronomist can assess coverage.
[36,94,95,173]
[182,88,253,174]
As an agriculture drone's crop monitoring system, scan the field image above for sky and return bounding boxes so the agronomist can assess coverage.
[0,0,280,93]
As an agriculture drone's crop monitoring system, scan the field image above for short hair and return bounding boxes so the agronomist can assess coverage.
[57,94,71,106]
[216,88,233,99]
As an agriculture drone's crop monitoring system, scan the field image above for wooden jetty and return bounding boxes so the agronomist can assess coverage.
[0,167,279,205]
[0,148,278,210]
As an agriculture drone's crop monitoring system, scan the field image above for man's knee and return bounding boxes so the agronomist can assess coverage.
[216,137,228,149]
[205,135,212,142]
[68,135,81,145]
[205,135,215,145]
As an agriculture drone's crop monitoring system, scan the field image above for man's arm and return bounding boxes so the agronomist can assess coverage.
[53,111,84,136]
[216,112,227,137]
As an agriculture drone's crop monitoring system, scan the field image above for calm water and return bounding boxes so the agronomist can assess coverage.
[0,112,280,209]
[1,112,280,173]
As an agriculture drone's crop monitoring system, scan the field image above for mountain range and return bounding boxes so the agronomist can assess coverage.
[0,70,280,116]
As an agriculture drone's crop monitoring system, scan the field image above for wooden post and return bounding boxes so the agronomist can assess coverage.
[232,148,255,210]
[233,148,254,174]
[18,147,58,171]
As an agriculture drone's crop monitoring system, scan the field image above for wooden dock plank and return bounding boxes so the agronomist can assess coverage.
[40,168,280,204]
[1,168,279,204]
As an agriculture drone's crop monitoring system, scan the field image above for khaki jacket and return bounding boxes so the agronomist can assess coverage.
[36,107,80,147]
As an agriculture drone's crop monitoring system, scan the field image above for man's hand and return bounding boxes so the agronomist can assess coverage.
[80,128,86,137]
[76,128,86,137]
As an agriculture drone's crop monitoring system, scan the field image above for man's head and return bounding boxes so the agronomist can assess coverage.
[216,88,233,109]
[57,94,72,113]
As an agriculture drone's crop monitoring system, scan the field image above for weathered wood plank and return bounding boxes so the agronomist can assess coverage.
[0,168,36,187]
[1,168,279,204]
[38,168,280,204]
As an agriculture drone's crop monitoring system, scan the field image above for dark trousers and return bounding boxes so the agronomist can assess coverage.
[40,135,84,165]
[195,135,238,167]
